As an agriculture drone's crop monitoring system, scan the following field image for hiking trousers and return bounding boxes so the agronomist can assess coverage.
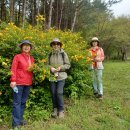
[92,69,103,95]
[50,80,65,112]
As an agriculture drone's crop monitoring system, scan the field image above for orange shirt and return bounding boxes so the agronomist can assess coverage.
[91,49,97,68]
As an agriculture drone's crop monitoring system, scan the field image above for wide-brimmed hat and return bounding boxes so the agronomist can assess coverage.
[50,38,62,47]
[19,40,33,49]
[90,37,100,46]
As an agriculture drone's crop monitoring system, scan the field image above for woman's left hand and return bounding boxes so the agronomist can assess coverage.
[56,66,61,72]
[94,58,100,62]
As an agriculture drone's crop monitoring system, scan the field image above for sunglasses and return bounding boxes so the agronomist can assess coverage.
[52,42,61,46]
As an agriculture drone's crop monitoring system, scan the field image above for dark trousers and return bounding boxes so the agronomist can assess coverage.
[12,85,31,127]
[50,80,65,112]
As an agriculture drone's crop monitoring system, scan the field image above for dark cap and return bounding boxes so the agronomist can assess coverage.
[19,40,33,49]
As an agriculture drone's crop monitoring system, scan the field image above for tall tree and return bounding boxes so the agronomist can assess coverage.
[22,0,26,28]
[17,0,22,26]
[47,0,53,29]
[71,0,83,32]
[10,0,15,22]
[58,0,64,29]
[1,0,6,21]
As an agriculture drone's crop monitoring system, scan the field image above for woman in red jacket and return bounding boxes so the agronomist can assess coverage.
[10,40,34,130]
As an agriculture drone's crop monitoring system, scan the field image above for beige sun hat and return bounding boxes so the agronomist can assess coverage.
[90,37,100,46]
[50,38,62,47]
[91,37,99,42]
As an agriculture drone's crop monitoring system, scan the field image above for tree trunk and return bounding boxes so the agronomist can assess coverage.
[43,0,46,29]
[121,46,127,61]
[117,49,120,60]
[22,0,26,28]
[17,0,21,26]
[47,0,53,29]
[55,0,58,28]
[71,0,83,32]
[10,0,15,22]
[37,0,40,15]
[1,0,6,21]
[58,0,64,29]
[30,0,34,26]
[43,0,46,16]
[33,0,37,25]
[71,6,78,32]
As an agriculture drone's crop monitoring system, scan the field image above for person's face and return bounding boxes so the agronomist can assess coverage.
[52,42,61,50]
[22,44,31,53]
[92,41,98,47]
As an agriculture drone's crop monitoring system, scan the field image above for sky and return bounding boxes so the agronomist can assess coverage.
[110,0,130,17]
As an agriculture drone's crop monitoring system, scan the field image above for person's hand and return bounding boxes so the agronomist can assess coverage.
[10,82,16,88]
[94,58,100,62]
[51,67,57,73]
[10,82,18,93]
[56,66,61,72]
[54,72,59,77]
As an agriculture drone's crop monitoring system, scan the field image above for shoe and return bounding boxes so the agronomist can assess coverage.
[51,108,58,118]
[94,92,98,97]
[59,111,64,118]
[98,94,103,100]
[20,120,26,126]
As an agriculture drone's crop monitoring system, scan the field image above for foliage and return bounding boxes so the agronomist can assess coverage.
[21,61,130,130]
[0,22,91,124]
[0,106,11,126]
[102,17,130,60]
[65,60,92,99]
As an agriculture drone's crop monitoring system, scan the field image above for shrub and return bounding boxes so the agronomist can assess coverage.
[0,22,92,123]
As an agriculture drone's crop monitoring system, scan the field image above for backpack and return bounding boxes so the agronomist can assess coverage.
[48,52,65,65]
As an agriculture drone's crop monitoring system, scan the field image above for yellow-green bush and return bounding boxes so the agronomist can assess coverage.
[0,22,92,122]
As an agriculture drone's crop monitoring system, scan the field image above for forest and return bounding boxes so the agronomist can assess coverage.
[0,0,130,60]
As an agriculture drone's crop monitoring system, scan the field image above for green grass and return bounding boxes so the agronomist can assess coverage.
[2,61,130,130]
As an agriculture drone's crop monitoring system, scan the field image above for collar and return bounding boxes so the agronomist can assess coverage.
[90,46,99,51]
[21,52,30,56]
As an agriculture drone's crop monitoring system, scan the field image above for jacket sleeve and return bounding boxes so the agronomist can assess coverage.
[31,56,35,64]
[60,52,71,71]
[100,48,105,61]
[10,55,19,82]
[96,48,105,62]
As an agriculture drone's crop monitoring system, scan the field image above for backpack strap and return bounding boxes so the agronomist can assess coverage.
[61,52,65,64]
[48,52,52,65]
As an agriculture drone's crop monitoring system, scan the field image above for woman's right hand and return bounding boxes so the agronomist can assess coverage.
[10,82,16,88]
[51,67,57,73]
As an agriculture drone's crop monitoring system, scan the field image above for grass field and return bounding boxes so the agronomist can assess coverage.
[1,61,130,130]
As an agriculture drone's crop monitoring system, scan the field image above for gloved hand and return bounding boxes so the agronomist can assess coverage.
[13,86,18,93]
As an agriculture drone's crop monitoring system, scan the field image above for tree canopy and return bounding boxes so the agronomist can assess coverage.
[1,0,130,60]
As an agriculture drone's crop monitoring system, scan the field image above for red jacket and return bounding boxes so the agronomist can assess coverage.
[10,52,34,85]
